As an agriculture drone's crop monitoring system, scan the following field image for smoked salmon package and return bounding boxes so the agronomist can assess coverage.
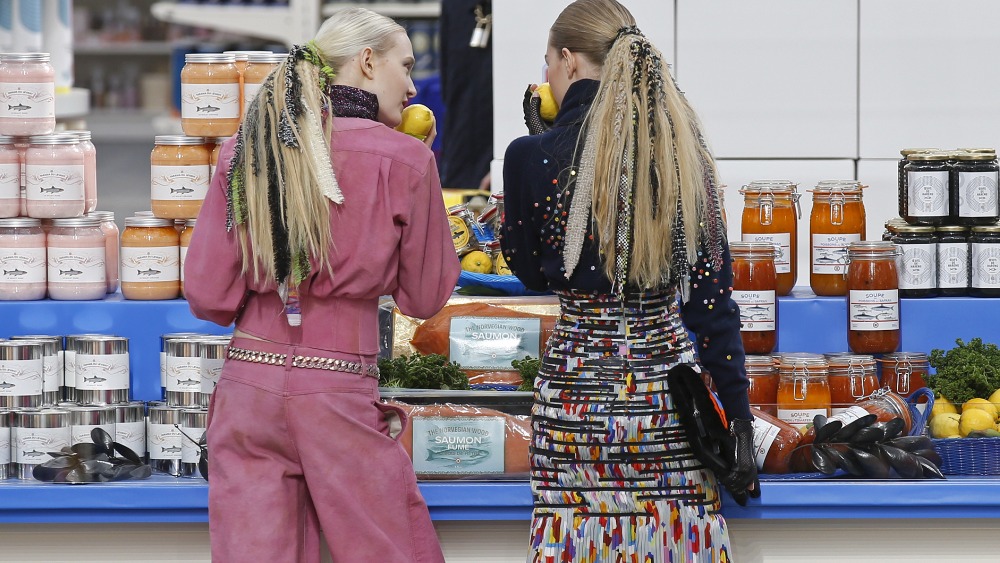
[386,295,560,388]
[380,389,533,480]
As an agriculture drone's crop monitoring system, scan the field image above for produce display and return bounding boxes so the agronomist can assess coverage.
[927,338,1000,438]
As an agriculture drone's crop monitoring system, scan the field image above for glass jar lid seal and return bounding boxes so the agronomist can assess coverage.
[124,216,175,228]
[185,53,237,64]
[906,152,949,161]
[50,217,100,228]
[880,352,928,362]
[827,354,876,368]
[248,53,288,64]
[154,135,206,146]
[0,217,41,228]
[0,53,50,62]
[729,241,779,257]
[184,218,197,227]
[29,133,79,145]
[64,130,92,141]
[745,355,776,368]
[86,211,114,221]
[740,180,798,195]
[847,240,899,257]
[778,352,828,368]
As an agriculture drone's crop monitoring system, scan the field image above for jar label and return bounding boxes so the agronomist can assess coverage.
[958,171,999,217]
[166,355,201,392]
[151,165,210,201]
[743,233,791,273]
[48,246,105,284]
[15,427,70,464]
[0,358,42,396]
[777,408,827,431]
[896,242,936,289]
[243,82,264,115]
[180,245,189,283]
[972,242,1000,288]
[76,353,129,390]
[0,427,9,465]
[831,405,870,426]
[160,351,166,388]
[72,423,114,446]
[938,242,969,288]
[116,420,146,458]
[181,83,240,120]
[181,426,205,464]
[0,82,56,119]
[848,289,899,330]
[0,246,46,284]
[120,246,180,283]
[907,171,949,216]
[733,290,775,331]
[750,416,780,471]
[25,164,85,201]
[148,422,183,460]
[0,162,20,198]
[811,233,860,274]
[202,356,224,394]
[42,355,59,393]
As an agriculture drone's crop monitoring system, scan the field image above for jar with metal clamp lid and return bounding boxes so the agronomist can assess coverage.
[936,225,969,296]
[809,181,866,296]
[846,241,900,354]
[776,353,831,431]
[825,354,879,415]
[969,224,1000,297]
[740,180,800,295]
[903,152,950,225]
[745,355,778,416]
[729,241,777,354]
[950,150,999,226]
[892,224,937,298]
[878,352,930,399]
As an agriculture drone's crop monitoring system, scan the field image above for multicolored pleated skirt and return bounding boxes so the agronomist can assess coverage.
[529,290,732,563]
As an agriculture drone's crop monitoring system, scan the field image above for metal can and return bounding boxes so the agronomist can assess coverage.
[10,335,60,405]
[0,340,43,408]
[180,407,207,479]
[166,338,202,407]
[0,409,11,479]
[115,402,146,459]
[147,404,184,476]
[13,407,70,480]
[74,336,129,404]
[447,203,483,255]
[197,336,230,407]
[67,404,115,446]
[63,334,105,402]
[160,333,203,398]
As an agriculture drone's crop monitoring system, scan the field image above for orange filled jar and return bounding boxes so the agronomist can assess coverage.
[826,354,880,415]
[810,181,866,296]
[150,136,211,220]
[846,241,900,354]
[243,52,284,117]
[745,355,778,416]
[740,180,799,295]
[729,241,777,354]
[878,352,929,398]
[120,217,180,300]
[180,54,240,137]
[776,353,831,431]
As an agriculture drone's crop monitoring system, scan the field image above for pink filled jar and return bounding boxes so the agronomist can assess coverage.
[87,210,119,294]
[67,130,97,213]
[25,134,85,219]
[46,216,106,300]
[0,217,46,300]
[0,136,20,218]
[0,53,55,136]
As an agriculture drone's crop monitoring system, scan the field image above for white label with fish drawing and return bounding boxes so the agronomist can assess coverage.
[812,233,860,274]
[121,246,180,283]
[0,246,46,284]
[25,164,85,201]
[151,165,210,201]
[0,358,42,396]
[732,290,775,331]
[449,317,540,370]
[848,290,899,331]
[76,353,129,390]
[148,423,183,460]
[0,82,56,119]
[117,421,146,458]
[412,416,505,475]
[181,83,240,120]
[0,426,9,465]
[48,246,105,284]
[15,427,71,464]
[166,355,202,393]
[743,233,791,273]
[0,162,20,198]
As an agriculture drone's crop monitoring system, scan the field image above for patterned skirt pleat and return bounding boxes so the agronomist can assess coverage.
[528,291,732,563]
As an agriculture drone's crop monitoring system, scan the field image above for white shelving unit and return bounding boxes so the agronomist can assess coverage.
[55,88,91,120]
[322,1,441,19]
[150,0,320,46]
[73,41,176,56]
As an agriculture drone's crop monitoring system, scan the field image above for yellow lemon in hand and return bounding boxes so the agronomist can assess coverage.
[396,103,434,141]
[460,250,493,274]
[536,83,559,121]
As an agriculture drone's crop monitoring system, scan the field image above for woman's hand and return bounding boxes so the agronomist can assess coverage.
[522,84,549,135]
[422,116,438,149]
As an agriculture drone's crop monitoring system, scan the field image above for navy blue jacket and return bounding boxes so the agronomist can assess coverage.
[500,79,751,421]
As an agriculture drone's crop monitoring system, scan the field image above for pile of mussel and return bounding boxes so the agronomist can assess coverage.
[807,413,944,479]
[32,428,151,483]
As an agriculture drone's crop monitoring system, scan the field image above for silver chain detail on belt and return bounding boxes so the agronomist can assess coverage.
[227,346,379,379]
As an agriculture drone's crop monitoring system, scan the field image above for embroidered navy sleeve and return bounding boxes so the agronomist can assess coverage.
[500,137,549,292]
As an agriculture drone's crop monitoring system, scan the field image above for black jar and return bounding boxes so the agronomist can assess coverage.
[898,148,938,219]
[936,225,969,296]
[903,152,950,225]
[970,225,1000,297]
[892,225,937,298]
[950,151,999,226]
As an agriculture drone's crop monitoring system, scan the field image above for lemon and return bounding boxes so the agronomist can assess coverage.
[989,388,1000,414]
[929,413,961,439]
[931,395,958,418]
[460,250,492,274]
[395,103,434,141]
[960,409,995,437]
[535,83,559,121]
[962,398,999,422]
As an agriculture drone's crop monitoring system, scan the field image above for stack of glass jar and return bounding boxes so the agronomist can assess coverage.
[892,147,1000,297]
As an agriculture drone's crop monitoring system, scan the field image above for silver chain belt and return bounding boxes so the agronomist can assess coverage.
[227,346,380,379]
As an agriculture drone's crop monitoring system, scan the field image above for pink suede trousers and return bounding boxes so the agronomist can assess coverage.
[206,337,445,563]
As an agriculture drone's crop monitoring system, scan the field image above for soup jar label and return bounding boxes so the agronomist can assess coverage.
[151,165,210,201]
[972,243,1000,288]
[733,290,775,331]
[896,243,936,290]
[0,162,19,198]
[958,172,999,218]
[848,290,899,331]
[0,246,46,284]
[15,427,70,464]
[750,416,781,470]
[147,422,183,460]
[76,353,129,390]
[0,358,42,395]
[743,233,791,274]
[777,408,827,431]
[812,233,859,274]
[48,246,105,283]
[121,246,180,283]
[25,164,84,201]
[938,242,969,288]
[180,83,240,120]
[907,171,949,217]
[0,83,56,119]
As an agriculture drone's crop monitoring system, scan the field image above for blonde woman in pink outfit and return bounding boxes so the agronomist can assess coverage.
[183,7,459,562]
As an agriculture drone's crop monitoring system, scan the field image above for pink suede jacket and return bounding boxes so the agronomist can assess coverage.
[184,117,460,355]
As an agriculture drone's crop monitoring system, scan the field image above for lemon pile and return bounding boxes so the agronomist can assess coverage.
[929,390,1000,438]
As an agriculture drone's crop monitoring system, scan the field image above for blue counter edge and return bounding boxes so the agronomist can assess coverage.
[0,476,995,523]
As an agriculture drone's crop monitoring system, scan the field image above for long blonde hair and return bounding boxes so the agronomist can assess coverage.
[552,0,720,290]
[234,7,405,284]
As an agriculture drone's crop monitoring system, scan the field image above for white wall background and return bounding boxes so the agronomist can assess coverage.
[492,0,1000,286]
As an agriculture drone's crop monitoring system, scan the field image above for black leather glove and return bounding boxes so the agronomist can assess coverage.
[718,418,760,506]
[522,85,550,135]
